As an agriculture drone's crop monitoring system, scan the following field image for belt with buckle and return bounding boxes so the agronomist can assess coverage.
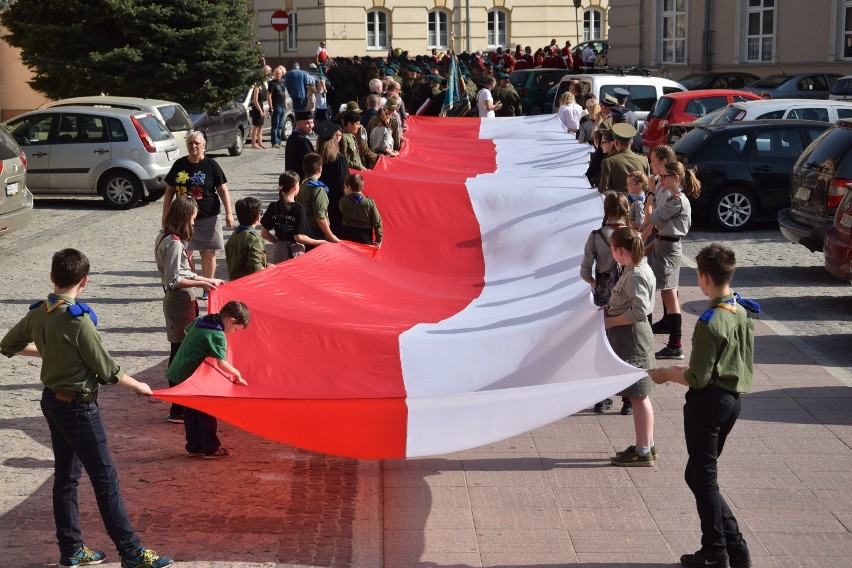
[46,387,98,403]
[657,235,681,242]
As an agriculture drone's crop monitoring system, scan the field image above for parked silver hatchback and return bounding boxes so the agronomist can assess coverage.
[0,125,34,236]
[4,106,180,209]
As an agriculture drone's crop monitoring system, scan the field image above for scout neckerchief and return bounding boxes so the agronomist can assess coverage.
[195,313,224,331]
[627,194,644,204]
[348,194,364,205]
[699,292,760,323]
[30,296,99,326]
[234,225,255,233]
[307,179,329,194]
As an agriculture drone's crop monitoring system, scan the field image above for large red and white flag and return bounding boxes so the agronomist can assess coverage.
[153,115,643,458]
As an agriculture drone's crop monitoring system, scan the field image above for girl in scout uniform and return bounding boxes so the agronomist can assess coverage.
[603,227,658,466]
[646,160,701,360]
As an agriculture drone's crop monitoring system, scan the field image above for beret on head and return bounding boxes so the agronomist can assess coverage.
[294,110,314,121]
[314,120,341,139]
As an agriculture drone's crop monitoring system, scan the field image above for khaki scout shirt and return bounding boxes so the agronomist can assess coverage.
[339,194,383,242]
[0,293,122,394]
[224,226,267,280]
[685,293,754,393]
[598,148,650,195]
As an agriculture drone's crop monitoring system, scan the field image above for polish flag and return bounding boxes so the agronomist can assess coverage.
[153,115,643,458]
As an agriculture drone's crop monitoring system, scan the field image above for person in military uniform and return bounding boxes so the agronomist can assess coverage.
[596,93,618,134]
[284,110,315,181]
[613,87,639,128]
[492,72,523,117]
[340,106,377,170]
[598,123,650,194]
[401,65,419,110]
[0,248,174,568]
[649,243,755,568]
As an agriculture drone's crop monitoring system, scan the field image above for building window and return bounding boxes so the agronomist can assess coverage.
[287,12,298,51]
[661,0,686,64]
[843,0,852,58]
[583,8,603,41]
[487,9,508,48]
[745,0,774,62]
[366,10,388,50]
[428,10,449,49]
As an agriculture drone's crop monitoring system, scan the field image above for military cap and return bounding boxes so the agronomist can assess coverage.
[294,110,314,121]
[407,64,421,72]
[612,122,638,142]
[429,74,444,83]
[613,87,631,100]
[384,96,401,110]
[601,94,619,107]
[314,120,342,140]
[610,105,626,119]
[345,101,362,113]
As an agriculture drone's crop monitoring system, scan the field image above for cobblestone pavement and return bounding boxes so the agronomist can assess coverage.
[682,220,852,386]
[1,144,850,566]
[0,147,380,567]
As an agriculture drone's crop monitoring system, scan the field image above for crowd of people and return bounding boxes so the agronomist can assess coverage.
[0,38,758,568]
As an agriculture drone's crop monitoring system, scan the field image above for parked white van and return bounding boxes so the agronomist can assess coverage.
[550,74,687,130]
[829,75,852,102]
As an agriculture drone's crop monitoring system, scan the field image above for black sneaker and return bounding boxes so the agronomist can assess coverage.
[615,445,658,459]
[593,398,613,413]
[656,346,684,360]
[680,550,730,568]
[610,446,655,467]
[620,400,633,415]
[651,319,670,334]
[728,543,752,568]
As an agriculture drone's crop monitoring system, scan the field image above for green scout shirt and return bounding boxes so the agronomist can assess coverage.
[684,293,754,393]
[0,294,123,394]
[341,131,365,170]
[339,194,383,242]
[165,315,228,384]
[225,226,267,280]
[295,178,330,232]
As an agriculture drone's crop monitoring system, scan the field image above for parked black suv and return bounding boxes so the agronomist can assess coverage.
[673,120,831,230]
[779,120,852,251]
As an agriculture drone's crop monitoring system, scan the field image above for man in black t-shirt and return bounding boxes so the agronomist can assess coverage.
[267,66,288,148]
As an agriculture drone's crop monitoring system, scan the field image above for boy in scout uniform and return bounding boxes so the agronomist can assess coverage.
[649,243,756,568]
[598,122,650,194]
[0,249,173,568]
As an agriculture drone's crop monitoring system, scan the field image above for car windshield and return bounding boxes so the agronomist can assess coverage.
[509,71,528,88]
[650,97,675,119]
[751,75,790,89]
[136,115,173,142]
[710,105,746,124]
[831,78,852,96]
[694,108,724,124]
[156,104,193,132]
[799,127,852,177]
[0,125,20,160]
[677,74,708,89]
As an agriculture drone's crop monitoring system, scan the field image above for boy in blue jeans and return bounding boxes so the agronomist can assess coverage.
[166,300,250,459]
[649,243,754,568]
[0,249,173,568]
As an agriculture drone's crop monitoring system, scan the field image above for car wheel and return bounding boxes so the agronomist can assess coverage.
[229,127,244,156]
[100,171,142,210]
[528,101,543,115]
[282,116,295,140]
[143,187,166,203]
[711,187,756,231]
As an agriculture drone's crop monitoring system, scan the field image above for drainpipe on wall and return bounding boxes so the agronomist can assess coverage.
[638,0,643,68]
[702,0,712,71]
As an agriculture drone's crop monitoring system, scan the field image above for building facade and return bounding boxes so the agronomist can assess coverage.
[0,1,610,120]
[250,0,609,66]
[608,0,852,80]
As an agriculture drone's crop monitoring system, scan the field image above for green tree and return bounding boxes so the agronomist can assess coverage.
[0,0,264,109]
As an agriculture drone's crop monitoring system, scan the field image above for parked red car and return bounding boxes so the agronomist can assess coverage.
[642,89,763,155]
[824,186,852,281]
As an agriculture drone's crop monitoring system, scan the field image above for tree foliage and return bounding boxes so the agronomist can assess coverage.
[1,0,264,109]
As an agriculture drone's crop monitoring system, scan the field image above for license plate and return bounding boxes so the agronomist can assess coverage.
[841,213,852,229]
[795,187,811,201]
[166,149,177,161]
[5,182,18,196]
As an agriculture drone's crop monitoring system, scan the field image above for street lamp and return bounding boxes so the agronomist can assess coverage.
[574,0,582,46]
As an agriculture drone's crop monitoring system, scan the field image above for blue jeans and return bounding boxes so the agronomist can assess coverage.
[683,386,747,557]
[271,105,285,145]
[40,388,140,557]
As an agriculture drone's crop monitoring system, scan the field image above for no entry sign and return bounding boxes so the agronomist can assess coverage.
[271,10,289,32]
